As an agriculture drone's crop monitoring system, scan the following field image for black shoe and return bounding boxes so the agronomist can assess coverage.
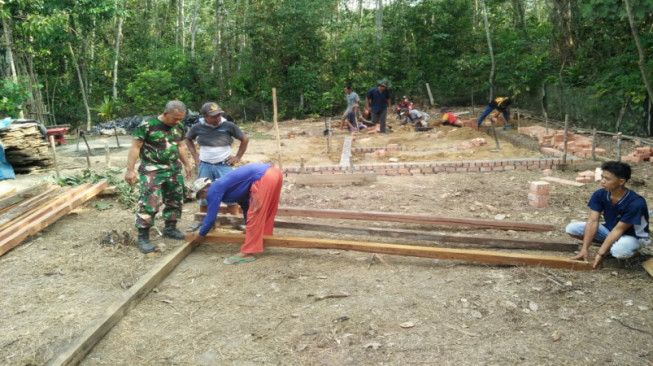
[162,221,185,240]
[137,228,155,254]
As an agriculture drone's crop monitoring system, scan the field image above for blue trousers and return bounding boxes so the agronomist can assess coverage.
[477,106,510,127]
[197,161,233,206]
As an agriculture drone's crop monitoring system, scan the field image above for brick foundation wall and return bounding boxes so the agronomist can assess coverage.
[283,157,572,177]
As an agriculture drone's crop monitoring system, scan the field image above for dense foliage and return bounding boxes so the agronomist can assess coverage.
[1,0,651,134]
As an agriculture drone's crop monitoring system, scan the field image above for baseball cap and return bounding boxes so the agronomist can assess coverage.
[193,178,212,198]
[377,79,389,87]
[200,102,224,117]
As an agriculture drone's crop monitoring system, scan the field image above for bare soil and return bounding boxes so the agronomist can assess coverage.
[1,112,652,365]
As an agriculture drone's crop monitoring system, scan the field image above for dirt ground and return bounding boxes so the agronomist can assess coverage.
[1,112,652,365]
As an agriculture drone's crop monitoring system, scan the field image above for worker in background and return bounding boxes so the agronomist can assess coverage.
[365,79,392,134]
[477,97,511,128]
[396,95,414,123]
[125,100,193,254]
[567,161,650,269]
[400,108,430,131]
[190,163,283,265]
[439,107,462,128]
[339,85,360,130]
[184,102,249,214]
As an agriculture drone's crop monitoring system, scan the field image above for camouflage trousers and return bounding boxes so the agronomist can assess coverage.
[135,168,184,229]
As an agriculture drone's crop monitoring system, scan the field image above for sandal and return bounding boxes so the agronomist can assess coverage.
[223,256,256,265]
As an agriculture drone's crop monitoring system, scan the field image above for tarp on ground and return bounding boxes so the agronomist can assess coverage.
[0,118,16,180]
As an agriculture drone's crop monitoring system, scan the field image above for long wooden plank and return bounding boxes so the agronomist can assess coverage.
[540,176,585,187]
[0,186,64,229]
[0,182,107,257]
[47,241,199,366]
[0,184,91,242]
[292,173,377,186]
[198,207,555,232]
[0,182,51,211]
[0,187,16,199]
[212,216,577,252]
[195,233,593,271]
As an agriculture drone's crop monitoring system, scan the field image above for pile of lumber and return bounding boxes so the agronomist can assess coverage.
[0,181,108,257]
[0,122,52,173]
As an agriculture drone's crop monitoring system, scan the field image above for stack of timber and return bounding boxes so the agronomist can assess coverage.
[0,180,108,257]
[0,122,52,173]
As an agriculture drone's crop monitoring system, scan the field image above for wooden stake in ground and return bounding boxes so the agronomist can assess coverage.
[489,119,500,152]
[272,87,282,170]
[617,132,622,162]
[195,233,593,271]
[425,83,434,106]
[592,128,597,161]
[49,135,60,180]
[563,114,569,165]
[105,141,111,168]
[81,131,92,169]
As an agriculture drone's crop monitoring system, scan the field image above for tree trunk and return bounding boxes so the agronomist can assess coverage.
[68,42,92,131]
[624,0,653,109]
[190,0,200,60]
[375,0,383,45]
[511,0,526,35]
[112,14,123,101]
[480,0,495,99]
[357,0,363,39]
[2,17,24,118]
[181,0,186,52]
[175,0,180,46]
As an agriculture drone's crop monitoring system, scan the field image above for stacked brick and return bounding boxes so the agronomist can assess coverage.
[575,170,596,183]
[361,144,404,160]
[518,127,606,159]
[621,146,653,163]
[283,158,562,177]
[454,138,488,149]
[528,181,550,208]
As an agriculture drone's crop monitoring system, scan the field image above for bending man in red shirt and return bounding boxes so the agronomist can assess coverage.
[190,163,283,264]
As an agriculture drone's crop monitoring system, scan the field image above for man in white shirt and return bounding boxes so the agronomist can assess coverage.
[184,102,249,212]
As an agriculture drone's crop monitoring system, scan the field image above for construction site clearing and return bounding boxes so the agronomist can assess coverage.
[0,111,652,365]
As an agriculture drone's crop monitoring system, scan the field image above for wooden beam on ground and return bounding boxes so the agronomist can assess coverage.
[0,187,16,199]
[0,184,92,242]
[213,216,577,252]
[0,182,51,211]
[275,207,555,232]
[540,176,585,187]
[0,186,64,230]
[643,258,653,278]
[193,208,555,232]
[0,182,107,257]
[292,173,377,186]
[194,233,593,271]
[47,241,199,366]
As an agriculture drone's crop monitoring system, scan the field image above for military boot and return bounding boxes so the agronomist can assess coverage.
[137,228,155,254]
[162,220,185,240]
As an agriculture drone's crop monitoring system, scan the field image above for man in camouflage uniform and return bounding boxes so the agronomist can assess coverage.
[125,100,193,253]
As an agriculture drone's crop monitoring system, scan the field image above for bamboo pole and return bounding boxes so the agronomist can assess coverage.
[272,87,282,170]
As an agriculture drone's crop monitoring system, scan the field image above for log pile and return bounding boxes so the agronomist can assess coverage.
[0,122,52,173]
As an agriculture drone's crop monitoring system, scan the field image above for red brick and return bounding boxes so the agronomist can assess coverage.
[530,181,550,195]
